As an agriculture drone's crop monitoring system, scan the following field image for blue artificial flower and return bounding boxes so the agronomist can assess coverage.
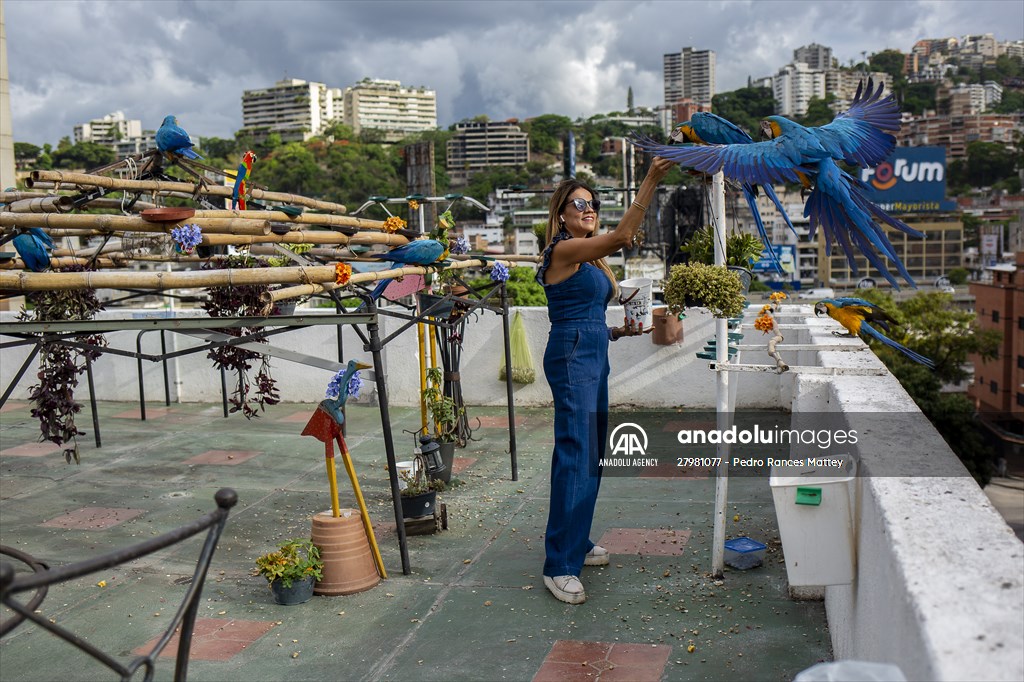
[326,369,363,399]
[450,235,470,255]
[170,223,203,253]
[490,261,509,283]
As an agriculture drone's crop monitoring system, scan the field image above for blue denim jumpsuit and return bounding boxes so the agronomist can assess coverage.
[537,231,611,577]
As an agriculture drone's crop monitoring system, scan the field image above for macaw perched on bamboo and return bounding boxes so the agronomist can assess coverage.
[631,78,923,289]
[359,238,448,309]
[156,115,202,160]
[231,150,256,210]
[12,228,54,272]
[814,297,935,369]
[671,112,799,272]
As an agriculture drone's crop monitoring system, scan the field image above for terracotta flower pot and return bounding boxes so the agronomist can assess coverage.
[652,308,684,345]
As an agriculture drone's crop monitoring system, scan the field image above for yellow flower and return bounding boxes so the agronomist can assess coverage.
[754,313,775,334]
[760,304,772,314]
[382,216,407,233]
[334,262,352,286]
[407,199,419,211]
[769,291,788,303]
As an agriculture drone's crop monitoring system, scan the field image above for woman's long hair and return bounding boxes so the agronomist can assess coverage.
[544,179,618,298]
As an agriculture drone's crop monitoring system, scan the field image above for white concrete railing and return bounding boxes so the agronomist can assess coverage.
[2,304,1021,680]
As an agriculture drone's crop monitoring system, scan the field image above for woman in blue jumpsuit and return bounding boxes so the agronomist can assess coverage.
[537,157,674,604]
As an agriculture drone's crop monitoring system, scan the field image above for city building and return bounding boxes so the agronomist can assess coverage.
[772,62,827,117]
[445,120,529,185]
[968,252,1024,464]
[663,47,716,110]
[794,43,834,71]
[824,70,892,112]
[240,78,343,143]
[73,111,142,146]
[342,79,437,143]
[896,112,1023,161]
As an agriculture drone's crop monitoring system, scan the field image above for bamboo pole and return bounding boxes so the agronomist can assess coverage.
[3,196,75,214]
[28,171,348,214]
[190,210,386,232]
[199,231,409,247]
[1,191,53,203]
[0,213,270,236]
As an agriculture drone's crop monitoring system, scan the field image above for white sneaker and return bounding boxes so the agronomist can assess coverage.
[584,545,610,566]
[544,575,586,604]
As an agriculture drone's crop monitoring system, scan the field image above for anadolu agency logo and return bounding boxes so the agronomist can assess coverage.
[609,422,648,457]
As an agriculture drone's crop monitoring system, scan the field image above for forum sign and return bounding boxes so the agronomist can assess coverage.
[858,146,957,212]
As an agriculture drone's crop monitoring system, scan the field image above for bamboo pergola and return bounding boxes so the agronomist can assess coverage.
[2,161,535,577]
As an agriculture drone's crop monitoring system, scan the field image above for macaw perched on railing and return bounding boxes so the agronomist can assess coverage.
[231,151,257,211]
[631,78,923,289]
[12,228,54,272]
[670,112,799,273]
[156,115,203,161]
[814,297,935,369]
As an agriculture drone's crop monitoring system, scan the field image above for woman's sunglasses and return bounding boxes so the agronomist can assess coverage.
[568,197,601,212]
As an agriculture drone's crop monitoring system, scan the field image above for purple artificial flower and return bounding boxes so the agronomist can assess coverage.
[450,235,470,255]
[326,369,363,399]
[490,260,509,283]
[170,223,203,253]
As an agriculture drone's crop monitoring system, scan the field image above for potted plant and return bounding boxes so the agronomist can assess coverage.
[254,538,324,605]
[399,453,446,518]
[421,366,463,481]
[662,262,746,320]
[679,227,763,294]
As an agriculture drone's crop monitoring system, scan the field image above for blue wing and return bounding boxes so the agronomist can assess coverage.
[813,77,900,168]
[156,115,203,160]
[691,112,755,145]
[861,321,935,369]
[13,228,53,272]
[379,239,446,266]
[630,133,807,185]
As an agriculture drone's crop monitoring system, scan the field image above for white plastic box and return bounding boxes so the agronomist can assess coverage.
[769,457,857,586]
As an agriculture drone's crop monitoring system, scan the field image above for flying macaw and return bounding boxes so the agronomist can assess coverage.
[156,115,202,160]
[12,228,54,272]
[359,238,448,308]
[232,150,257,210]
[814,297,935,369]
[631,78,922,289]
[671,112,799,272]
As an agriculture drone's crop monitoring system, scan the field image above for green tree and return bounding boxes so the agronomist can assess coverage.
[993,89,1024,115]
[469,267,546,306]
[200,136,240,164]
[521,114,572,155]
[257,142,328,197]
[798,95,836,128]
[946,267,969,285]
[963,141,1020,188]
[899,82,938,115]
[711,86,776,137]
[627,87,634,113]
[13,142,41,161]
[51,141,116,170]
[868,49,906,82]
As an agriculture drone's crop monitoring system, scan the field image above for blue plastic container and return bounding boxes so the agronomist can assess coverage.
[724,536,766,569]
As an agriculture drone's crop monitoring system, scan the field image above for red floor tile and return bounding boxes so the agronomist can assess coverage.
[184,449,262,465]
[110,407,170,419]
[596,528,691,556]
[534,640,671,682]
[134,618,276,661]
[451,456,477,474]
[475,415,526,428]
[0,400,29,413]
[277,410,318,423]
[41,507,146,530]
[0,441,61,457]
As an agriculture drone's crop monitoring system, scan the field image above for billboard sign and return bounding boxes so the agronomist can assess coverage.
[752,244,797,280]
[858,146,957,212]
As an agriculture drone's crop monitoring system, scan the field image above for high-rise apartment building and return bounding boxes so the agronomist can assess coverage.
[772,62,827,117]
[73,111,142,146]
[240,79,343,143]
[663,47,716,110]
[794,43,833,71]
[446,120,529,185]
[343,79,437,143]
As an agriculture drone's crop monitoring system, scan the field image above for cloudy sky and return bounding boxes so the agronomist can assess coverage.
[5,0,1023,147]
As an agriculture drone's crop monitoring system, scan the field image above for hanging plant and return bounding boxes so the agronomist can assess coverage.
[18,265,107,463]
[201,254,280,418]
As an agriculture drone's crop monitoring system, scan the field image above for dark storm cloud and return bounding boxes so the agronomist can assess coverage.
[5,0,1022,146]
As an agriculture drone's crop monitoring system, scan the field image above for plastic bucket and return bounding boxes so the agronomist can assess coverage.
[396,460,419,490]
[311,510,381,596]
[619,278,653,328]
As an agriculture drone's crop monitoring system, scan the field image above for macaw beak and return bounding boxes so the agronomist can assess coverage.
[759,120,773,140]
[813,303,826,316]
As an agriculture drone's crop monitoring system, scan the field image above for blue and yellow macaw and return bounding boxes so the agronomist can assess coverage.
[814,297,935,369]
[12,228,54,272]
[156,115,202,160]
[360,238,448,308]
[671,112,798,273]
[231,150,257,211]
[632,78,922,289]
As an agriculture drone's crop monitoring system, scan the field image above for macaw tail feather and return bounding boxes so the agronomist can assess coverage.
[178,148,203,160]
[861,321,935,369]
[740,184,783,273]
[355,278,392,312]
[762,183,799,238]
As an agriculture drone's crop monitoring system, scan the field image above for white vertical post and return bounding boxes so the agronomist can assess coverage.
[711,170,730,578]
